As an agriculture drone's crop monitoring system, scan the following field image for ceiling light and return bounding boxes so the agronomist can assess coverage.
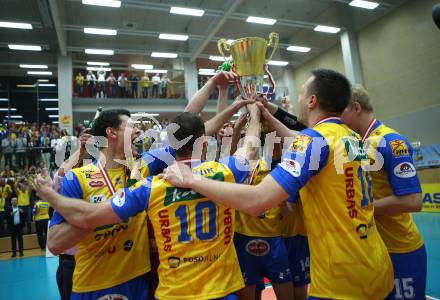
[349,0,379,9]
[199,71,216,76]
[20,65,48,69]
[87,61,110,66]
[132,113,160,117]
[246,16,277,25]
[143,69,168,74]
[85,49,114,55]
[39,98,59,102]
[170,7,204,17]
[151,52,178,58]
[38,79,49,82]
[131,64,154,70]
[86,67,112,71]
[84,27,117,36]
[199,68,215,73]
[27,71,52,75]
[314,25,341,34]
[0,108,17,111]
[0,98,8,101]
[286,45,311,53]
[16,84,35,88]
[45,108,59,111]
[52,121,59,124]
[209,55,230,62]
[5,115,22,119]
[267,60,289,66]
[0,21,32,29]
[159,33,189,41]
[49,115,59,118]
[82,0,121,8]
[8,44,42,51]
[37,83,56,87]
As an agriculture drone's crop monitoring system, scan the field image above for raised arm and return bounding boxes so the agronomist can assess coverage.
[185,71,236,114]
[204,98,254,136]
[234,103,261,162]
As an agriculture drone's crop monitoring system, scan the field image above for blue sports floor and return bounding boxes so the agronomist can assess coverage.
[0,213,439,300]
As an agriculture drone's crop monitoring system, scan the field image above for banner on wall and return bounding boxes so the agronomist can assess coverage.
[413,144,440,169]
[421,184,440,212]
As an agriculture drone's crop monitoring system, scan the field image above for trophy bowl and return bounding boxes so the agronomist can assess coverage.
[218,32,279,100]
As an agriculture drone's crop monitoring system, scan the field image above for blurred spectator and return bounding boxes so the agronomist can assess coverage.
[118,72,128,98]
[0,180,6,235]
[161,75,169,98]
[142,73,150,98]
[86,71,96,98]
[40,133,51,170]
[15,180,32,234]
[2,133,15,167]
[28,133,40,166]
[75,72,85,96]
[33,198,50,250]
[152,73,160,98]
[6,197,24,257]
[15,132,27,169]
[1,165,15,178]
[107,72,117,97]
[97,68,106,99]
[130,73,139,98]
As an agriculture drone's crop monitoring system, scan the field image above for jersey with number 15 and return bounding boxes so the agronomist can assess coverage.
[111,157,250,300]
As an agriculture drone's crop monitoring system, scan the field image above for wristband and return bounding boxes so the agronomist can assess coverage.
[273,107,307,131]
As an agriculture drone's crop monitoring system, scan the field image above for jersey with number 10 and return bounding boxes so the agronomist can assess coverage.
[112,157,249,300]
[270,118,393,300]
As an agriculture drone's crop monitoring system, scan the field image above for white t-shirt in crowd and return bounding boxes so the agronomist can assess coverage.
[152,75,160,85]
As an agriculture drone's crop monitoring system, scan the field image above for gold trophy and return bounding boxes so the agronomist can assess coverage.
[218,32,279,100]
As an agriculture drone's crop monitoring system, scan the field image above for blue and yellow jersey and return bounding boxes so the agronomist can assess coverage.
[270,117,393,300]
[50,163,150,293]
[235,159,284,237]
[111,157,250,300]
[140,145,176,178]
[17,189,30,206]
[364,120,423,253]
[33,201,50,221]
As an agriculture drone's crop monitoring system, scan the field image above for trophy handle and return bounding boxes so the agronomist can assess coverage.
[266,32,279,62]
[217,39,230,60]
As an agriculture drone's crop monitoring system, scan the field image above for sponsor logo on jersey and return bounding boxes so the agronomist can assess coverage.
[89,194,107,204]
[159,209,172,252]
[245,239,270,256]
[168,256,181,268]
[182,253,221,264]
[112,191,125,207]
[89,180,105,188]
[280,159,301,177]
[390,140,409,157]
[289,135,312,154]
[94,224,128,241]
[344,166,358,219]
[394,162,416,178]
[97,294,128,300]
[86,173,104,179]
[123,240,133,251]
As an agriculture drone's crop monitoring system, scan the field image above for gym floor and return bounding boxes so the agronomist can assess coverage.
[0,213,439,300]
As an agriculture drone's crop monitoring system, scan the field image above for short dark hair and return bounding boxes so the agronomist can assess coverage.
[91,109,131,137]
[167,112,205,156]
[308,69,351,114]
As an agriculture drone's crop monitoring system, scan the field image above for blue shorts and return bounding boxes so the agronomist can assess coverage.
[284,235,310,287]
[386,245,427,300]
[71,273,149,300]
[155,293,237,300]
[234,233,291,285]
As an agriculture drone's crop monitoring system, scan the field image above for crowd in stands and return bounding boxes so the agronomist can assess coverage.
[74,70,171,99]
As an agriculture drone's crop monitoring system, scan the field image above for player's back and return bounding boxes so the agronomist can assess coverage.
[147,160,245,300]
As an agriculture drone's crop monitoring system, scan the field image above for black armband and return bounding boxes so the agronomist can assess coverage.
[273,107,307,131]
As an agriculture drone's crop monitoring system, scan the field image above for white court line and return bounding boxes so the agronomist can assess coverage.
[427,295,440,300]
